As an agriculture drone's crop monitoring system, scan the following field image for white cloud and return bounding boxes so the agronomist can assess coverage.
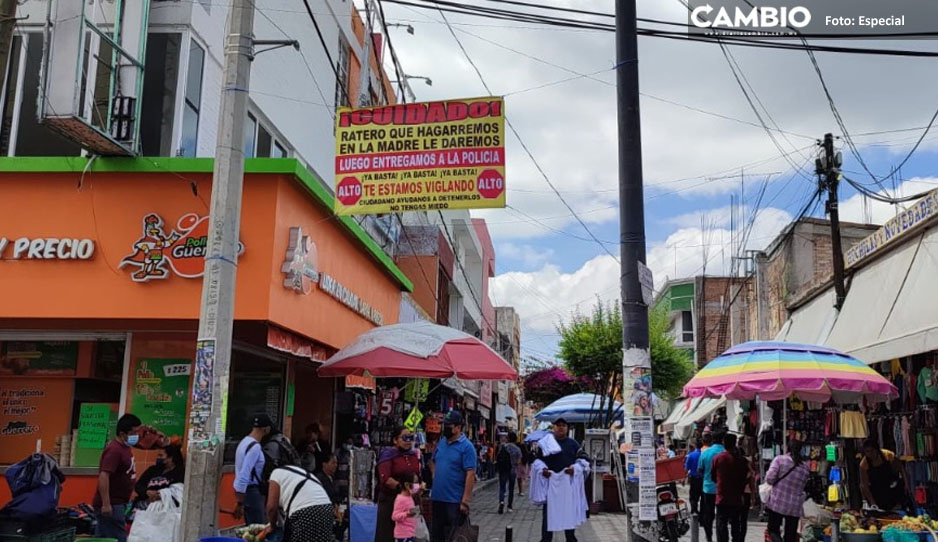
[497,242,556,268]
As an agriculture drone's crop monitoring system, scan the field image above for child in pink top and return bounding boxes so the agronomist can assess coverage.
[391,473,421,542]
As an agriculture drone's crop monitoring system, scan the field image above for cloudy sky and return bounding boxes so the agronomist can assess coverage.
[378,0,938,362]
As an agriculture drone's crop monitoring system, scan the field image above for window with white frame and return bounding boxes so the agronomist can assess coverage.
[682,310,694,343]
[335,37,351,108]
[140,33,182,156]
[179,39,205,157]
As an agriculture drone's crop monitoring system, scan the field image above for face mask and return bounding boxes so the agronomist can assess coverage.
[127,434,140,446]
[155,458,165,468]
[412,486,422,496]
[442,425,454,439]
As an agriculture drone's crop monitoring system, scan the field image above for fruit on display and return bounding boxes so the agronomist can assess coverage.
[840,513,859,533]
[234,524,269,541]
[884,515,938,532]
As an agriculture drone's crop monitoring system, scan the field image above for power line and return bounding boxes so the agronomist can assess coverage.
[301,0,352,106]
[429,5,619,262]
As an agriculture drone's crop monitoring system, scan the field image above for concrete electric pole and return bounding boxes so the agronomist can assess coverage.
[616,0,654,540]
[180,1,254,539]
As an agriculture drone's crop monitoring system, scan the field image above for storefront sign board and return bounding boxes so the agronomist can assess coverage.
[0,237,94,260]
[132,358,191,440]
[845,188,938,268]
[334,97,506,215]
[0,341,78,376]
[119,212,244,283]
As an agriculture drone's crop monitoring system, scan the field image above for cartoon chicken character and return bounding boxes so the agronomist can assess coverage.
[120,214,182,281]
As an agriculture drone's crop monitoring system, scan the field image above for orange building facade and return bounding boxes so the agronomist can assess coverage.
[0,157,411,527]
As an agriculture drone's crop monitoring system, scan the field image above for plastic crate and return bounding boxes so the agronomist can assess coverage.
[0,526,76,542]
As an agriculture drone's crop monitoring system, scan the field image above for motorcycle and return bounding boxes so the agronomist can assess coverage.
[657,481,690,542]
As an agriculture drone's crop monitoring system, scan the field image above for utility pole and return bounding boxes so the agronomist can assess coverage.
[0,0,17,86]
[818,133,847,309]
[180,1,254,539]
[616,0,653,540]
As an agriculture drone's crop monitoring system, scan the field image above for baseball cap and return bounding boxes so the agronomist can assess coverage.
[252,413,273,428]
[554,417,569,425]
[443,410,465,426]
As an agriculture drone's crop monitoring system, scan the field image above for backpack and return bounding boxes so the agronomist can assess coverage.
[247,434,303,490]
[497,445,512,470]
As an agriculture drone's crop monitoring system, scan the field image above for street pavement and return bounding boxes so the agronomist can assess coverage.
[469,477,766,542]
[470,475,628,541]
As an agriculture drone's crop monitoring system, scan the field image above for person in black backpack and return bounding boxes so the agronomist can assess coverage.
[234,414,273,525]
[496,432,521,514]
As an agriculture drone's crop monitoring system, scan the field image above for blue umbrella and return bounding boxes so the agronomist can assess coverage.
[534,393,624,424]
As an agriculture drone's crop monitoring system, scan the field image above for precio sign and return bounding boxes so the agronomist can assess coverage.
[0,237,95,260]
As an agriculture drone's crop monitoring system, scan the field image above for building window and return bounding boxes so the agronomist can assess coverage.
[682,310,694,343]
[256,124,272,157]
[0,34,81,156]
[243,113,257,157]
[179,39,204,157]
[335,38,351,108]
[272,141,287,158]
[140,33,181,156]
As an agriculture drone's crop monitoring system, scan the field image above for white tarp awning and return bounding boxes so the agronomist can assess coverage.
[660,397,698,433]
[673,397,726,440]
[496,404,517,423]
[779,227,938,365]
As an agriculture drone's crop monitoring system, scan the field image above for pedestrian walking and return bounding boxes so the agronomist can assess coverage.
[391,473,422,542]
[764,440,810,542]
[711,434,749,542]
[93,413,142,542]
[375,426,422,542]
[684,440,702,515]
[496,432,522,514]
[517,440,532,498]
[697,431,725,542]
[263,465,333,542]
[429,411,476,542]
[233,414,273,525]
[539,418,588,542]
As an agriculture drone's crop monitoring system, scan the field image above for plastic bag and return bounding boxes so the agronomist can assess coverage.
[128,484,182,542]
[759,482,773,503]
[415,515,430,542]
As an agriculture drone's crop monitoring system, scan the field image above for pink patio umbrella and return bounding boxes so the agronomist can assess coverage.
[317,320,518,381]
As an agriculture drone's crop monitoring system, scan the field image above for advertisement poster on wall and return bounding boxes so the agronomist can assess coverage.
[334,97,506,215]
[132,358,191,439]
[0,378,73,464]
[0,341,78,375]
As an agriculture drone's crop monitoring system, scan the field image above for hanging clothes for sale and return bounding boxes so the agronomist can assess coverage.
[841,411,869,438]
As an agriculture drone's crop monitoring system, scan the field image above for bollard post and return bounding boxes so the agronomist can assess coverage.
[691,513,699,542]
[506,525,513,542]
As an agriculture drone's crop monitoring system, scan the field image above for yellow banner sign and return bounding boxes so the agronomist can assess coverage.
[334,97,506,215]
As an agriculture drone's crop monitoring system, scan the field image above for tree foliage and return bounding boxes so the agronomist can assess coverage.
[555,300,694,412]
[648,304,695,399]
[522,366,587,408]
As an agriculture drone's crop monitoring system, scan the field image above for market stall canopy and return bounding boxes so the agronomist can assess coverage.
[683,341,899,403]
[534,393,623,424]
[317,321,518,380]
[673,397,726,440]
[496,404,517,423]
[778,229,938,365]
[660,397,700,433]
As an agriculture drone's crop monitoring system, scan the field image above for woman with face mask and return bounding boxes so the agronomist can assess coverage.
[133,444,186,510]
[375,426,422,542]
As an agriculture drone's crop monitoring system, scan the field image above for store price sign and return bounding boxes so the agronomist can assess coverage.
[404,408,424,432]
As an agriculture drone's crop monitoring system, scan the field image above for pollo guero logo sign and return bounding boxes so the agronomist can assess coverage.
[119,213,244,283]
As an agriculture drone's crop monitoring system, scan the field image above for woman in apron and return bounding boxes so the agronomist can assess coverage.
[859,439,908,511]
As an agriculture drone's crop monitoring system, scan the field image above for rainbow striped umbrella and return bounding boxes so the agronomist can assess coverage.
[683,341,898,403]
